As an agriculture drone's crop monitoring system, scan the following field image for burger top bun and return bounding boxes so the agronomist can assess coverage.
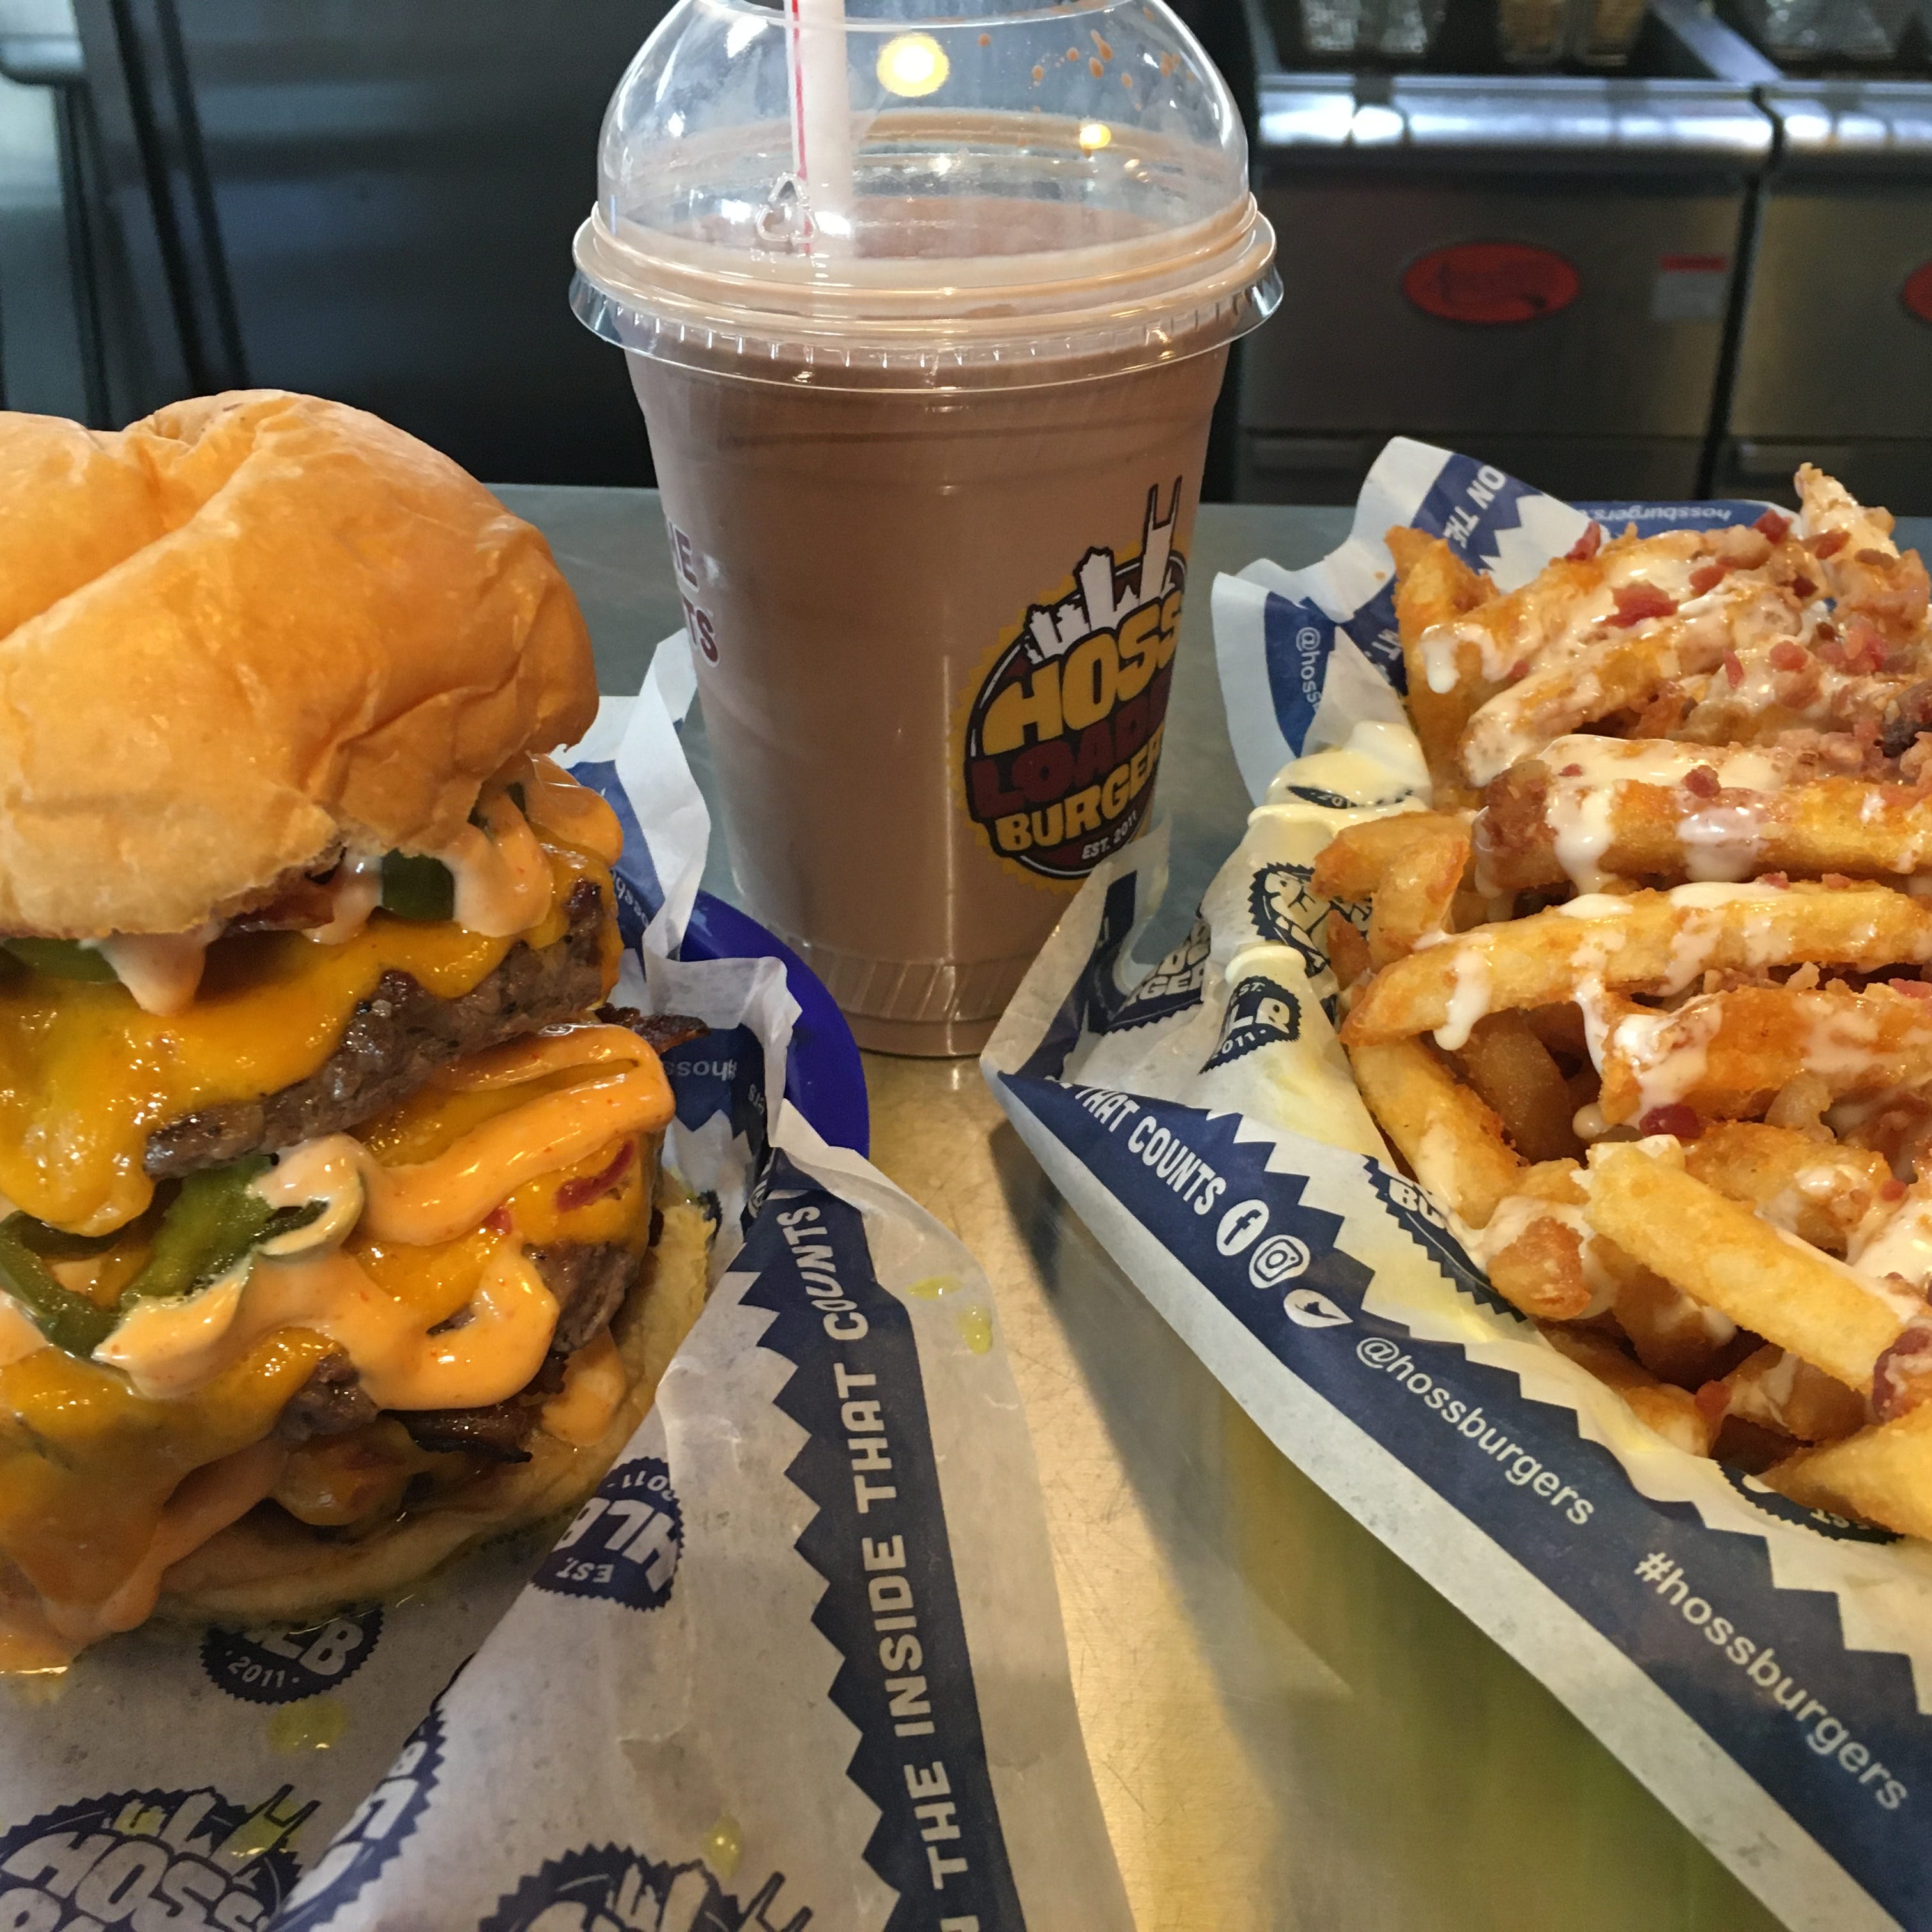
[0,390,597,937]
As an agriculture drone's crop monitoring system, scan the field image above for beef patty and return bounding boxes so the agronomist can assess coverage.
[275,1007,709,1468]
[145,880,610,1179]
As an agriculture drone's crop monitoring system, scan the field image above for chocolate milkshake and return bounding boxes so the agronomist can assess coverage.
[574,21,1278,1052]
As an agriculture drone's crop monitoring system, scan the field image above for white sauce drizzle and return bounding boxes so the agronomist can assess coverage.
[87,1025,673,1404]
[305,854,383,946]
[1469,1195,1618,1317]
[95,1243,560,1407]
[1521,737,1789,891]
[83,924,222,1017]
[1848,1183,1932,1313]
[1432,939,1494,1052]
[1606,1005,1718,1116]
[437,792,556,939]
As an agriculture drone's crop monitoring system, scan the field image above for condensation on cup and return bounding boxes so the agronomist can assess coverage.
[572,0,1279,1054]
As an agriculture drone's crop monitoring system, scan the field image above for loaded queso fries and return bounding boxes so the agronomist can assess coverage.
[1322,466,1932,1538]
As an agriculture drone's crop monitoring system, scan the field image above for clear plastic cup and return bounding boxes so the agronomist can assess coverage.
[572,0,1278,1055]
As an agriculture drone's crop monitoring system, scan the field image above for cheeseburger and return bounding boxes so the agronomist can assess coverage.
[0,390,711,1667]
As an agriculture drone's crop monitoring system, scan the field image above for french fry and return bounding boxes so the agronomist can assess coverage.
[1525,1000,1590,1064]
[1454,1011,1581,1163]
[1712,1344,1868,1445]
[1482,1200,1595,1320]
[1597,984,1932,1124]
[1341,483,1932,1534]
[1340,884,1932,1049]
[1326,907,1372,990]
[1609,1259,1742,1386]
[1478,746,1932,894]
[1460,610,1733,788]
[1517,1158,1586,1203]
[1683,1122,1894,1255]
[1766,1402,1932,1540]
[1798,461,1930,640]
[1540,1324,1717,1457]
[1583,1143,1906,1392]
[1389,531,1494,806]
[1310,811,1469,901]
[1763,1072,1833,1138]
[1367,823,1471,967]
[1346,1037,1522,1227]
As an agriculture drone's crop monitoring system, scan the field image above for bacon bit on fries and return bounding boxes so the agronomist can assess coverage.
[1324,467,1932,1532]
[1610,583,1678,628]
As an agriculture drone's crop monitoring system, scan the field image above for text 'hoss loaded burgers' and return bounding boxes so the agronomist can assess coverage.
[0,390,713,1667]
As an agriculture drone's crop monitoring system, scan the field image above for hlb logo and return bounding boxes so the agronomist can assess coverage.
[962,482,1186,881]
[536,1455,683,1613]
[1204,976,1303,1071]
[203,1609,383,1705]
[0,1786,309,1930]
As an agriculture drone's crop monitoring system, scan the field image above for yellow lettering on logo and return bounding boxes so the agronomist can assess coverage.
[1031,802,1066,847]
[1060,633,1119,732]
[981,661,1063,756]
[995,813,1033,853]
[1101,762,1132,818]
[1130,742,1153,794]
[1115,604,1162,702]
[1064,786,1103,838]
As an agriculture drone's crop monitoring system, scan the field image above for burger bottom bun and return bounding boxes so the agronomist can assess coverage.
[155,1198,714,1627]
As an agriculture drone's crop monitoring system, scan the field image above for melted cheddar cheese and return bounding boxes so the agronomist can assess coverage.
[0,1031,661,1658]
[0,840,618,1234]
[0,1331,329,1608]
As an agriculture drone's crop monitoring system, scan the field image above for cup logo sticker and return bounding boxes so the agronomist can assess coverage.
[963,482,1185,880]
[1204,975,1302,1069]
[202,1609,383,1705]
[535,1454,683,1611]
[480,1844,813,1932]
[0,1785,310,1930]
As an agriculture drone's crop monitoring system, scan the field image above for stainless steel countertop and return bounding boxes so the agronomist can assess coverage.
[502,484,1792,1932]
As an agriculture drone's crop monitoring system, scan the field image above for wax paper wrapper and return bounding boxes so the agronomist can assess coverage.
[985,440,1932,1932]
[0,634,1128,1932]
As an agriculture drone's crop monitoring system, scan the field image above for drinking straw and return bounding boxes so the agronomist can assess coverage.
[785,0,855,249]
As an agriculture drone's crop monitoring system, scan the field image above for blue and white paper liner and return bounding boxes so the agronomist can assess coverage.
[0,637,1126,1932]
[988,441,1932,1932]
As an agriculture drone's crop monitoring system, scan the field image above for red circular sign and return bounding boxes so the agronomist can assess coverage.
[1903,260,1932,325]
[1402,241,1581,325]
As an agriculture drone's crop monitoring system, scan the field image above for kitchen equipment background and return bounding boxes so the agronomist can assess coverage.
[1229,0,1777,506]
[1715,76,1932,510]
[5,0,668,483]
